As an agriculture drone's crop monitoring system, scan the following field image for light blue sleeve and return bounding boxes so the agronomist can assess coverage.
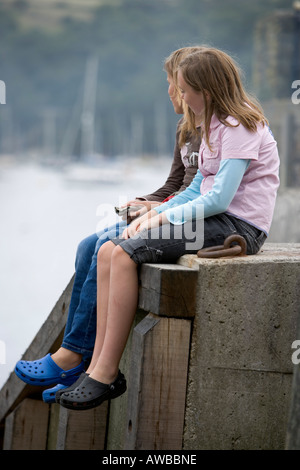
[154,170,204,214]
[161,159,250,225]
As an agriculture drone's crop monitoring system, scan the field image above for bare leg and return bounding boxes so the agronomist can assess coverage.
[86,241,115,373]
[51,347,82,370]
[47,241,116,373]
[89,244,139,384]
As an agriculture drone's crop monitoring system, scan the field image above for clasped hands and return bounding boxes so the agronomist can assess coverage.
[121,202,167,240]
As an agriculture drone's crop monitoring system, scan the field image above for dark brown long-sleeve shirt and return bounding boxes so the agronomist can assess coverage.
[137,119,201,202]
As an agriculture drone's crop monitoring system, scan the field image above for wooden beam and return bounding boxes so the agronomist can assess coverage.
[138,264,197,318]
[56,402,108,450]
[3,398,49,450]
[0,276,74,423]
[125,313,192,450]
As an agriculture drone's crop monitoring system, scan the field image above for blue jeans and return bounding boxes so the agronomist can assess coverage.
[61,220,127,361]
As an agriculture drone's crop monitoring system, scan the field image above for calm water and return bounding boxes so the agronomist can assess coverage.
[0,157,169,388]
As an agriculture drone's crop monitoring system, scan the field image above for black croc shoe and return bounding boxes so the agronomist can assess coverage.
[55,372,88,404]
[59,370,127,411]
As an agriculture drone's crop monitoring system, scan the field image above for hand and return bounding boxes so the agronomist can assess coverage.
[127,200,161,219]
[122,216,142,239]
[138,214,162,233]
[121,200,161,222]
[122,211,167,239]
[121,209,158,239]
[118,199,144,222]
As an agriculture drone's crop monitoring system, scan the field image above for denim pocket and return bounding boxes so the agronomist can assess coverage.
[131,245,163,264]
[224,215,266,255]
[217,213,238,234]
[255,231,267,252]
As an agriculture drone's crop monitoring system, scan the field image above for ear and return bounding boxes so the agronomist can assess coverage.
[203,89,211,100]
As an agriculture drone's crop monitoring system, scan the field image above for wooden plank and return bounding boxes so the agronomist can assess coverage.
[139,264,197,318]
[3,398,49,450]
[56,401,109,450]
[0,276,74,424]
[47,403,61,450]
[125,313,192,450]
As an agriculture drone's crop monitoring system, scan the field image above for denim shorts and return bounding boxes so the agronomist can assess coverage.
[111,213,267,265]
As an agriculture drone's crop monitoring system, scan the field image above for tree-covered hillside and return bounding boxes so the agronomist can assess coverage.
[0,0,295,158]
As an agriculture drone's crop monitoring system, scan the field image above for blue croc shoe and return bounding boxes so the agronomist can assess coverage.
[14,353,85,387]
[42,383,69,404]
[43,373,87,404]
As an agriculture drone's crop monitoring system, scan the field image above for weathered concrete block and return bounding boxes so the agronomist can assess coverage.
[181,243,300,450]
[185,367,291,450]
[286,310,300,450]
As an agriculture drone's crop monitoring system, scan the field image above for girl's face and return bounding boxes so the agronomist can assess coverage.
[167,74,183,114]
[177,70,206,119]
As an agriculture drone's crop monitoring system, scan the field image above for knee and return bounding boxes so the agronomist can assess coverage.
[111,245,135,269]
[97,240,115,265]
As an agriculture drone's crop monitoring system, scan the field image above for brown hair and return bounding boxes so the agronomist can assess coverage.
[178,47,267,150]
[164,46,203,147]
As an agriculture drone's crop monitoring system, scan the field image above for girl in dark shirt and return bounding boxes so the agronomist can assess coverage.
[14,47,202,403]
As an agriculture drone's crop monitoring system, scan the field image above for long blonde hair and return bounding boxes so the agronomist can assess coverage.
[164,46,203,147]
[178,47,267,150]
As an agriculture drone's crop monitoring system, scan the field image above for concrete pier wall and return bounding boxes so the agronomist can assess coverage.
[0,243,299,450]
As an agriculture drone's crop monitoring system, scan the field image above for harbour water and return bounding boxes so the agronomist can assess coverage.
[0,156,170,388]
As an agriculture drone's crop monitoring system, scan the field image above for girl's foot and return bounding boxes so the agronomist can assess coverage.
[55,372,88,403]
[59,370,127,410]
[14,353,85,387]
